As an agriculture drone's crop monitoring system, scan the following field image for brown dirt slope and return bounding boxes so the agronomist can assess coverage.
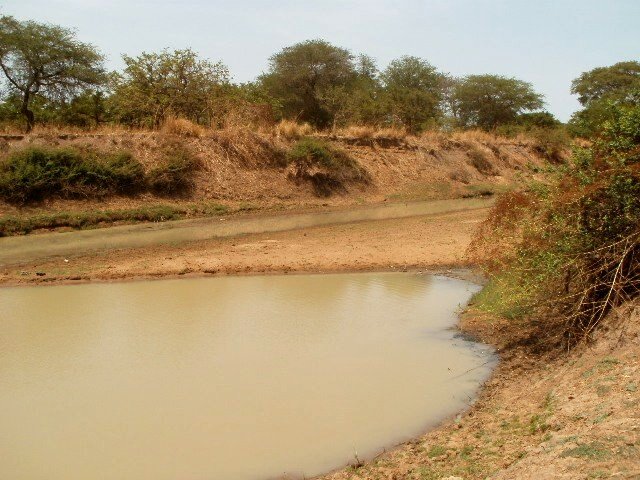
[0,130,549,216]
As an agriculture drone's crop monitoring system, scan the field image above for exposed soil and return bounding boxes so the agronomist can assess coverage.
[0,203,488,286]
[0,130,547,220]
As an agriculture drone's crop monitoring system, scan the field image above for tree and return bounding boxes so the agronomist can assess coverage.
[568,61,640,136]
[380,56,444,132]
[110,49,229,128]
[0,15,105,132]
[318,54,385,129]
[515,111,561,129]
[571,61,640,107]
[453,74,544,130]
[260,40,357,127]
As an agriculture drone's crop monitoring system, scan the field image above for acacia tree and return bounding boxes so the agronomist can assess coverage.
[452,74,544,129]
[110,49,230,128]
[0,15,105,132]
[259,40,357,127]
[318,54,385,128]
[380,56,444,132]
[569,61,640,135]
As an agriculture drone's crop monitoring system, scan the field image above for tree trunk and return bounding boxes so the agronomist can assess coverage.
[21,91,35,133]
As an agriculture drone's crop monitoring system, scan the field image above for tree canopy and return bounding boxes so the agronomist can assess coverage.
[569,61,640,136]
[110,49,229,128]
[0,15,105,131]
[380,56,444,132]
[259,40,357,128]
[571,61,640,107]
[452,75,544,130]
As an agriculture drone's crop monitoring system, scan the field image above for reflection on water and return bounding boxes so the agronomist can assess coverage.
[0,272,495,480]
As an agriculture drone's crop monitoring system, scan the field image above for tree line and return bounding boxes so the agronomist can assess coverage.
[1,15,638,135]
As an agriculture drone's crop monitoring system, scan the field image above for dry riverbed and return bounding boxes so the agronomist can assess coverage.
[0,205,487,286]
[1,203,638,480]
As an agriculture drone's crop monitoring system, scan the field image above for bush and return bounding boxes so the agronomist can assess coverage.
[147,145,199,195]
[286,138,369,196]
[469,104,640,348]
[0,147,144,204]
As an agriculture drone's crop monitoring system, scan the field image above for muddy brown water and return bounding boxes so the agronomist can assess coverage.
[0,272,495,480]
[0,197,493,266]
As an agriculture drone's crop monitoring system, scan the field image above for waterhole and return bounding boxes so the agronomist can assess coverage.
[0,272,494,480]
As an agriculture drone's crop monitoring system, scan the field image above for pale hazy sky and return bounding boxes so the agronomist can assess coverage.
[2,0,639,121]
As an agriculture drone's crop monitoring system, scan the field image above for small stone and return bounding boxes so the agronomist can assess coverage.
[35,272,46,276]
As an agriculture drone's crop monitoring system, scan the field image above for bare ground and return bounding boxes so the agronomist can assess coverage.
[0,205,487,286]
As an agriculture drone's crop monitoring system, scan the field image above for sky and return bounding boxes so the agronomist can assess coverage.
[2,0,639,121]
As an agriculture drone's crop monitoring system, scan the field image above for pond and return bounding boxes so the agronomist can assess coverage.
[0,272,494,480]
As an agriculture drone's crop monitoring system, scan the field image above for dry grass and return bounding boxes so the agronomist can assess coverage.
[208,127,287,168]
[335,125,409,141]
[161,116,204,137]
[274,120,314,139]
[0,123,140,137]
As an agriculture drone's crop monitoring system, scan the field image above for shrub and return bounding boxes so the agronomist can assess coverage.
[469,104,640,348]
[0,147,144,204]
[147,145,199,195]
[286,138,369,196]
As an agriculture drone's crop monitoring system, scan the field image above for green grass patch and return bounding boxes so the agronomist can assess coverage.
[0,202,229,236]
[427,444,447,458]
[561,442,610,460]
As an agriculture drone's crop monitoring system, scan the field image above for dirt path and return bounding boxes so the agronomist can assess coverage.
[0,201,490,286]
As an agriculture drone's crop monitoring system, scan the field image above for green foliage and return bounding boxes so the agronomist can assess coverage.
[571,61,640,107]
[0,15,105,131]
[0,202,229,236]
[110,49,230,128]
[317,54,386,128]
[568,62,640,136]
[516,111,561,129]
[260,40,357,128]
[0,145,200,203]
[0,147,144,203]
[286,138,369,196]
[452,75,544,130]
[470,103,640,346]
[380,56,444,132]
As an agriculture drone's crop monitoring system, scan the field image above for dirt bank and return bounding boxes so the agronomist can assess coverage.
[0,129,548,223]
